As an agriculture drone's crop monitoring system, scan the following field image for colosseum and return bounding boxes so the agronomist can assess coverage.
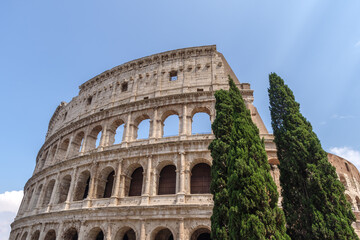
[9,45,360,240]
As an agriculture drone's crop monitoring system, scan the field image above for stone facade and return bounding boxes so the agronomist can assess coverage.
[9,45,360,240]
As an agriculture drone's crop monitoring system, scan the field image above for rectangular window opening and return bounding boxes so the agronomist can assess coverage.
[121,82,128,92]
[169,71,178,81]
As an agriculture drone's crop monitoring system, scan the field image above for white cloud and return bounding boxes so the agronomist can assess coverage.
[0,190,23,240]
[330,147,360,171]
[331,114,355,120]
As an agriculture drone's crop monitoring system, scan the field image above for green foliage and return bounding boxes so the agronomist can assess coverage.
[209,89,232,239]
[268,73,358,240]
[209,77,289,240]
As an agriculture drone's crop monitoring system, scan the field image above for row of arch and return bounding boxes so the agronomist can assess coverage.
[21,163,211,213]
[38,109,212,170]
[15,226,211,240]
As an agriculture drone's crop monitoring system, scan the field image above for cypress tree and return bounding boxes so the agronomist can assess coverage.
[268,73,358,240]
[226,77,289,240]
[209,89,233,239]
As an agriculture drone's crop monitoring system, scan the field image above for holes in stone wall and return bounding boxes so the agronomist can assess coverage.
[169,71,178,81]
[121,82,128,92]
[87,96,93,105]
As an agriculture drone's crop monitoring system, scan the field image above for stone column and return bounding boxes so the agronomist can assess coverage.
[177,151,186,204]
[89,163,99,199]
[36,178,47,209]
[52,139,61,163]
[77,222,86,239]
[178,219,185,240]
[180,105,187,136]
[99,121,108,149]
[106,223,112,240]
[112,160,123,205]
[80,127,89,154]
[140,221,146,240]
[65,167,78,210]
[65,135,74,159]
[57,221,64,240]
[119,174,126,198]
[141,156,152,205]
[150,108,158,140]
[124,113,132,143]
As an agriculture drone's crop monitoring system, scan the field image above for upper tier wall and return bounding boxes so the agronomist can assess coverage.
[46,45,242,140]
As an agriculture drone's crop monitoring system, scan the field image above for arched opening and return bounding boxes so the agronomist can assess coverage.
[88,228,104,240]
[73,171,91,201]
[87,125,103,150]
[39,151,48,169]
[58,175,71,203]
[57,138,70,160]
[356,196,360,211]
[152,228,174,240]
[24,188,34,211]
[345,194,355,211]
[70,132,85,156]
[42,179,56,206]
[96,168,115,198]
[128,167,144,196]
[109,119,125,145]
[192,112,211,135]
[162,114,179,137]
[158,165,176,195]
[29,184,43,209]
[21,232,28,240]
[44,230,56,240]
[63,227,78,240]
[136,118,150,140]
[31,230,40,240]
[50,144,57,161]
[191,163,211,194]
[340,174,348,190]
[115,227,136,240]
[190,228,211,240]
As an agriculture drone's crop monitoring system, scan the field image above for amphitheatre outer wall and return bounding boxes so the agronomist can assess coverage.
[10,45,360,240]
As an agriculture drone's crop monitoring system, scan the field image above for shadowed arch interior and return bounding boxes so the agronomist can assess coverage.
[31,230,40,240]
[63,227,78,240]
[44,230,56,240]
[128,167,144,196]
[191,163,211,194]
[158,165,176,195]
[42,179,56,206]
[73,171,91,201]
[103,170,115,198]
[58,175,71,203]
[153,228,174,240]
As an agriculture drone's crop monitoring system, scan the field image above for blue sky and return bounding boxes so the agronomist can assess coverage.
[0,1,360,236]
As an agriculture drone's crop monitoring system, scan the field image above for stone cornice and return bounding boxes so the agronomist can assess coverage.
[78,45,217,93]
